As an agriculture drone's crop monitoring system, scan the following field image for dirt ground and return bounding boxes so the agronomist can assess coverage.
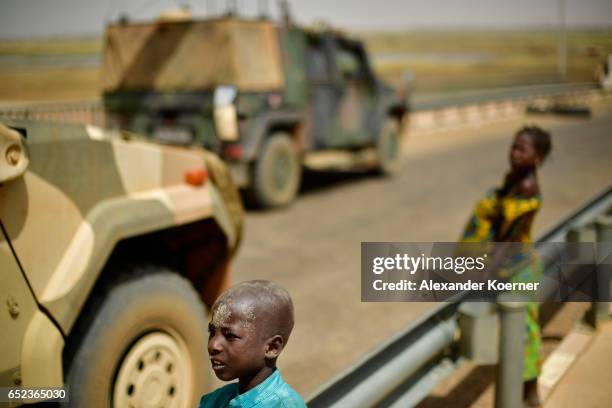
[221,98,612,399]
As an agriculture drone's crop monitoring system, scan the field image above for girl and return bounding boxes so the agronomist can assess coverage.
[461,125,552,406]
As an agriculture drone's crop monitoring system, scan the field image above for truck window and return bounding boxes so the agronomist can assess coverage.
[306,41,330,82]
[335,47,361,79]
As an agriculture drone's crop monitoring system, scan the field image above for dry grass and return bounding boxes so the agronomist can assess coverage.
[0,37,101,102]
[0,30,611,103]
[0,67,100,102]
[361,29,612,90]
[0,37,101,55]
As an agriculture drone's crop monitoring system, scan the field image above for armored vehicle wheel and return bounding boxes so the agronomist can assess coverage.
[374,118,402,175]
[64,269,209,408]
[251,132,301,208]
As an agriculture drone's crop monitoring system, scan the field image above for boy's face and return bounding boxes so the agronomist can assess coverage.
[207,300,268,381]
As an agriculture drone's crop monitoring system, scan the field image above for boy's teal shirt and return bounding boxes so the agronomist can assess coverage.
[199,369,306,408]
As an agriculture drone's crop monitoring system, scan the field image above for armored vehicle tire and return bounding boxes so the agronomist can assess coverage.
[251,132,301,208]
[64,268,209,408]
[374,118,402,175]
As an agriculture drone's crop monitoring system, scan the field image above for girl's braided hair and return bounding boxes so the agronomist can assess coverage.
[518,125,552,161]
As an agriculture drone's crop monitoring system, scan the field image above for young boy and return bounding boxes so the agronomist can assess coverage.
[199,280,306,407]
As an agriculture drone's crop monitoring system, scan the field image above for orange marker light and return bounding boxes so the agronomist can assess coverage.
[223,144,243,160]
[184,168,208,186]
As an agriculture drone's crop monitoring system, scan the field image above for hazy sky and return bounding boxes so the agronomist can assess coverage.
[1,0,612,38]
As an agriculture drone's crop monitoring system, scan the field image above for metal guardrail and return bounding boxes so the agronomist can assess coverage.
[538,185,612,243]
[308,302,459,408]
[0,100,105,126]
[0,82,602,127]
[307,184,612,408]
[411,82,599,111]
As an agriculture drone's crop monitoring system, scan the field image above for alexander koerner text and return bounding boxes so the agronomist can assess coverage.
[372,279,540,291]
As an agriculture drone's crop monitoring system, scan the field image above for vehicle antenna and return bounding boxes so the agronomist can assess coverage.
[278,0,292,25]
[226,0,238,16]
[258,0,269,19]
[104,0,121,23]
[176,1,192,12]
[207,0,217,16]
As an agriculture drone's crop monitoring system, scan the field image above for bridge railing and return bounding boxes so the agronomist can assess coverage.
[0,100,105,126]
[307,185,612,408]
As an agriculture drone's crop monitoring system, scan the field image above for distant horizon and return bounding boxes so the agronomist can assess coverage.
[1,22,612,41]
[2,0,612,40]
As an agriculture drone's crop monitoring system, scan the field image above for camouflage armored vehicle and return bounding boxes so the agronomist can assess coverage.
[102,13,409,207]
[0,119,243,407]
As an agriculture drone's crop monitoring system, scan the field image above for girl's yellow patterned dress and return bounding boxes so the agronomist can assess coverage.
[461,187,543,381]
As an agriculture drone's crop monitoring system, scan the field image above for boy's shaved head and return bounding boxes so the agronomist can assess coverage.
[211,280,295,343]
[208,280,298,392]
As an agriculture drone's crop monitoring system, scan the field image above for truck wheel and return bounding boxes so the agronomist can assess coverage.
[374,118,402,175]
[251,132,301,208]
[64,269,209,408]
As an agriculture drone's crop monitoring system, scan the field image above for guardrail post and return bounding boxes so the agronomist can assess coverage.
[495,294,527,408]
[587,214,612,327]
[458,302,498,364]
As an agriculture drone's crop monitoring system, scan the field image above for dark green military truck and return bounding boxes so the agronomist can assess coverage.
[103,15,408,207]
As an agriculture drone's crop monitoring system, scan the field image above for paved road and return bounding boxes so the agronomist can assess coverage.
[227,98,612,397]
[544,320,612,408]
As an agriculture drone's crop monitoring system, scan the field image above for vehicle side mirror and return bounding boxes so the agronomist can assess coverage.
[402,70,415,93]
[398,69,415,103]
[0,123,29,183]
[336,53,359,82]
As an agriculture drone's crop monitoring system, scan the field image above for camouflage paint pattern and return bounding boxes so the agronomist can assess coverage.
[0,119,243,387]
[278,27,308,108]
[311,35,387,149]
[103,18,284,93]
[0,238,55,388]
[0,124,29,183]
